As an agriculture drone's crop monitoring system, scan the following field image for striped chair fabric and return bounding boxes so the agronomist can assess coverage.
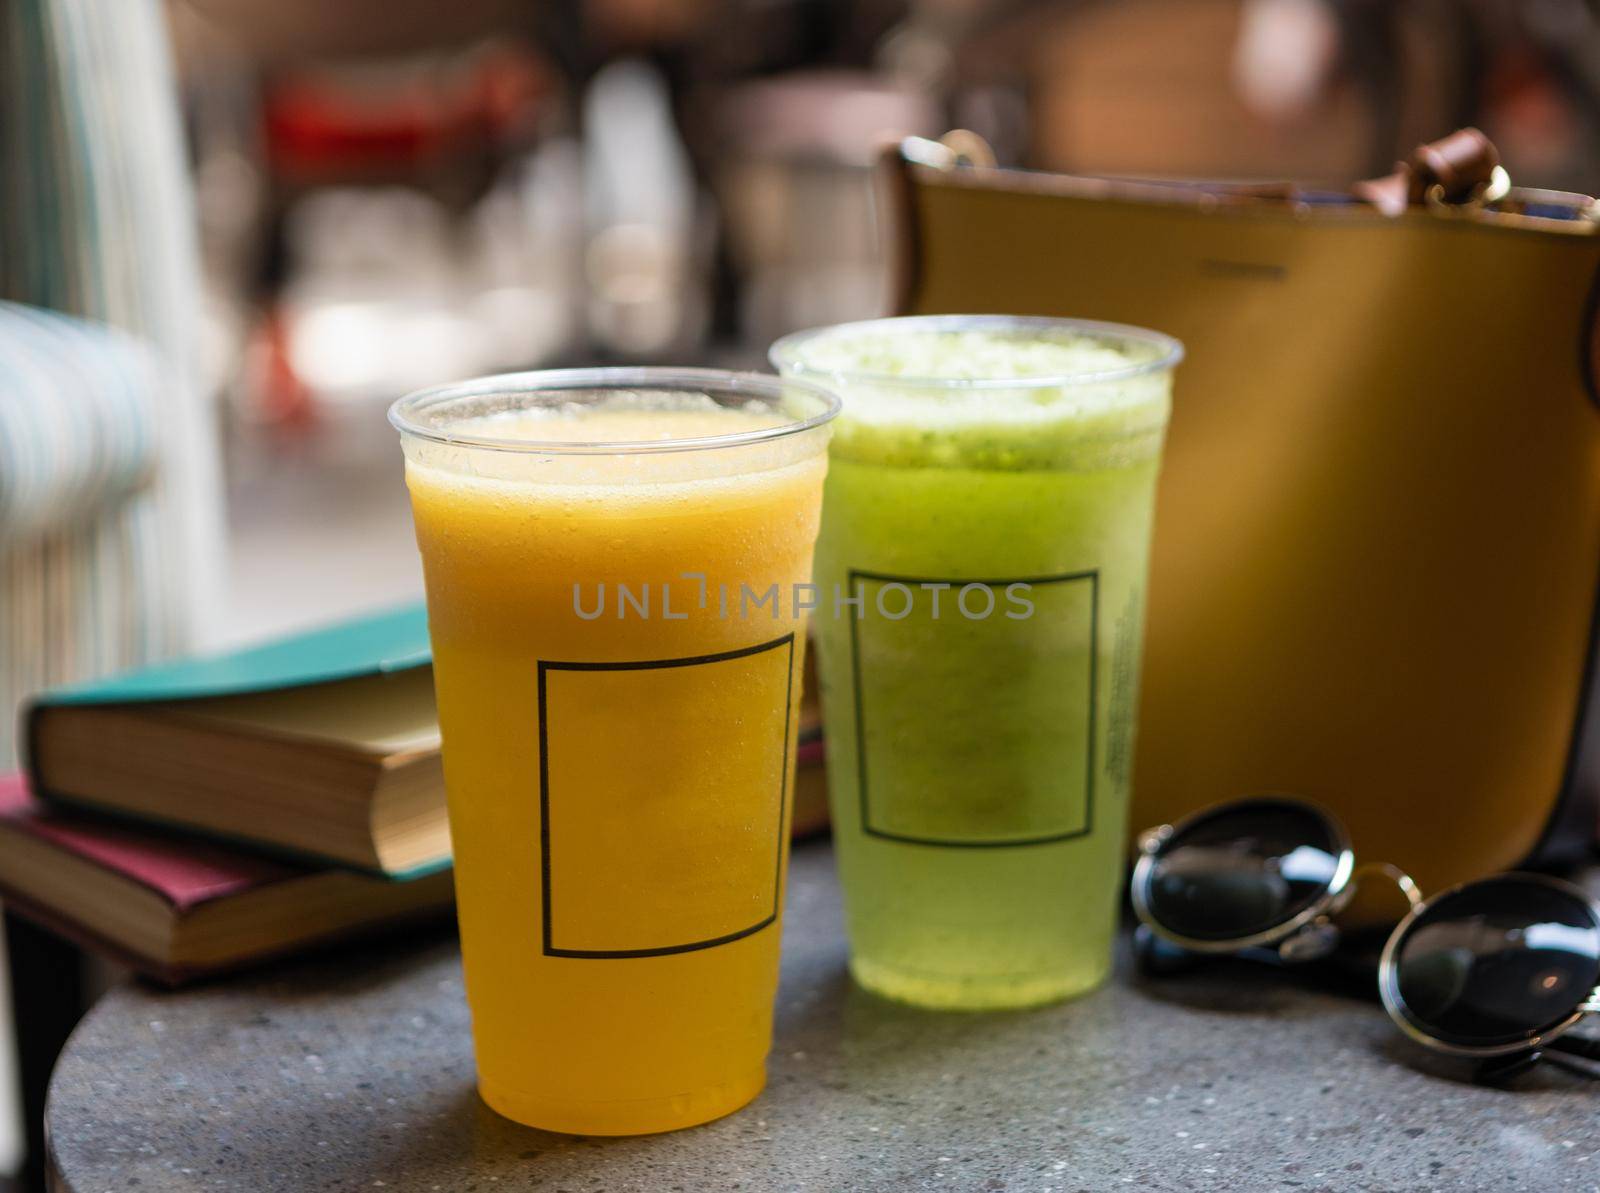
[0,0,225,765]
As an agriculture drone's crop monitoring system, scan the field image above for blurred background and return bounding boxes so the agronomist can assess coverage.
[3,0,1600,1186]
[176,0,1600,645]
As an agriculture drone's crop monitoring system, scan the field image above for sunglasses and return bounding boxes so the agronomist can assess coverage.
[1132,797,1600,1083]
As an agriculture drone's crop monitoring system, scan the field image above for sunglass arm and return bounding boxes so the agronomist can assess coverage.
[1476,1020,1600,1085]
[1545,1031,1600,1064]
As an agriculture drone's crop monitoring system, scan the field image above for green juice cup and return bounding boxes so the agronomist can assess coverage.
[771,314,1181,1009]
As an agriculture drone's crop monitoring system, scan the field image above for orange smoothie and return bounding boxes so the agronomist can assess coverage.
[396,376,834,1134]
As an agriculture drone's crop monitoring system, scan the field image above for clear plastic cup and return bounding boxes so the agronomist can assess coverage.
[772,315,1182,1009]
[391,368,838,1132]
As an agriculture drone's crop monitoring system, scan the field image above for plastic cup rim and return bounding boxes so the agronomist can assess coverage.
[769,313,1185,391]
[388,366,842,456]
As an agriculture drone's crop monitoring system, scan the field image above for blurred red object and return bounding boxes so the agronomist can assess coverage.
[263,45,549,184]
[248,308,316,435]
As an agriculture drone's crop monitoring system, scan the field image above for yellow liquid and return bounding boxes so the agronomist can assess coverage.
[404,407,826,1135]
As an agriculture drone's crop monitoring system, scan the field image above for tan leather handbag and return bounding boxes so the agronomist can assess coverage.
[879,130,1600,893]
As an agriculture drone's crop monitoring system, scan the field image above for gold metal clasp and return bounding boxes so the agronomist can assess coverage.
[900,129,996,171]
[1425,164,1512,212]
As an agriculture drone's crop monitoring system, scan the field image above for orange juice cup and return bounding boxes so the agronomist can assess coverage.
[391,369,838,1135]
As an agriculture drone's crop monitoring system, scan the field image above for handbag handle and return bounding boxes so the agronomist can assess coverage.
[880,127,1600,410]
[895,127,1508,216]
[1351,127,1506,215]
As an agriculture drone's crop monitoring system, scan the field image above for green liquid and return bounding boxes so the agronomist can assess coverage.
[793,326,1171,1009]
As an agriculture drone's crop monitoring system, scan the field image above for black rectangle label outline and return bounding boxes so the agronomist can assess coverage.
[847,569,1098,849]
[538,632,795,958]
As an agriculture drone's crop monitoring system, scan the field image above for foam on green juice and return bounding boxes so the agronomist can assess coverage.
[791,325,1170,471]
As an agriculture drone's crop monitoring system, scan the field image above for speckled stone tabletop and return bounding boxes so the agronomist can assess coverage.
[46,843,1600,1193]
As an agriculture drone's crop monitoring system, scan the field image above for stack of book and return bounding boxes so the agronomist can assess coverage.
[4,605,829,984]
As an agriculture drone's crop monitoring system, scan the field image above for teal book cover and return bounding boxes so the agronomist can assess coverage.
[23,603,446,880]
[31,602,431,707]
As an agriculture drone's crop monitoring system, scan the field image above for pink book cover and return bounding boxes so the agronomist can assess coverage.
[0,772,456,984]
[0,771,300,912]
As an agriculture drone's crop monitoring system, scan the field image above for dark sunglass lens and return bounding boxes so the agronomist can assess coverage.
[1391,876,1600,1048]
[1144,799,1343,942]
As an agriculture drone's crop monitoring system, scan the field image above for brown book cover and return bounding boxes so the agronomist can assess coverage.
[0,773,454,985]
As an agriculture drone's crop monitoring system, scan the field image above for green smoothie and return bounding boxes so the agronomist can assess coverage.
[772,316,1179,1009]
